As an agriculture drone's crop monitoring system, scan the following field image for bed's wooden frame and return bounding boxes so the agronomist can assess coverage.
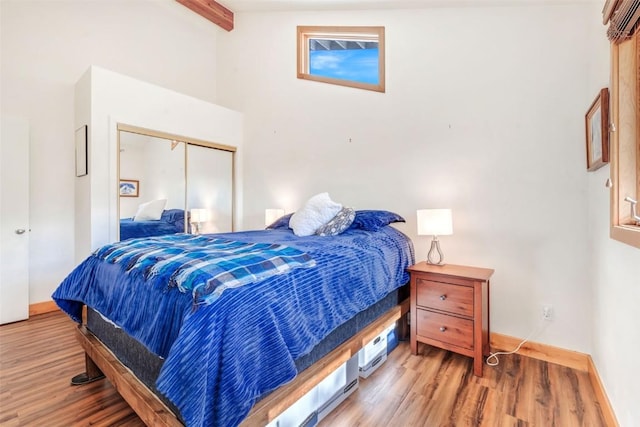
[74,298,410,427]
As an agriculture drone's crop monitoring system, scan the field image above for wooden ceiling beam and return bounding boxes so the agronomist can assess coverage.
[176,0,234,31]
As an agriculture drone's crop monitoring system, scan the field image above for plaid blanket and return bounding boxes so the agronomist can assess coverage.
[94,234,316,306]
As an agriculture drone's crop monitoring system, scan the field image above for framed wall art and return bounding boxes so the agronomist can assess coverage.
[585,88,609,171]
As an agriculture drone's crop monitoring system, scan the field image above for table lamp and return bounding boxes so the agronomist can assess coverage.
[190,208,210,235]
[417,209,453,265]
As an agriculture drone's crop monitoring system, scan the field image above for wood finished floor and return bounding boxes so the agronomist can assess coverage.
[0,312,606,427]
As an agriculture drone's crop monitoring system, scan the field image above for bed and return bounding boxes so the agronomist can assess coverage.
[53,210,414,427]
[119,208,189,240]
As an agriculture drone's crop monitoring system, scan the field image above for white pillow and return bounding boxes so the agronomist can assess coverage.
[289,193,342,236]
[133,199,167,221]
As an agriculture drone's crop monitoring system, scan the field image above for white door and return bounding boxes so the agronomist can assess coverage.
[0,116,30,324]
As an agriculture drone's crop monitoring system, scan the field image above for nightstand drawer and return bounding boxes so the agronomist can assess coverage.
[416,309,473,350]
[416,279,473,317]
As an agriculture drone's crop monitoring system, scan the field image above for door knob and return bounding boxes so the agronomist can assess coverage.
[15,229,26,235]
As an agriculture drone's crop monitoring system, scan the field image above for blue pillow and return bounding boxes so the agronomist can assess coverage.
[161,209,186,226]
[266,213,293,230]
[349,210,405,231]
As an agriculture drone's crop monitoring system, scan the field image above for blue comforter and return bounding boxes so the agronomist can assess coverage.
[119,209,187,240]
[52,227,414,427]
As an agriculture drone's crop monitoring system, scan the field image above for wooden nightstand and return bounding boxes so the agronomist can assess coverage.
[408,262,494,377]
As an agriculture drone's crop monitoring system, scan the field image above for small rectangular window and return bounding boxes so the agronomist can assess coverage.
[297,26,385,93]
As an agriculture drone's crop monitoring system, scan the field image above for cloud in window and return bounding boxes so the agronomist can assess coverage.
[310,49,379,85]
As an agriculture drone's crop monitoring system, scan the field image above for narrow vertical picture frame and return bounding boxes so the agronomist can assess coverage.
[75,125,88,177]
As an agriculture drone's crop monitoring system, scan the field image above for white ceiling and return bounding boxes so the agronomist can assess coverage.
[218,0,597,12]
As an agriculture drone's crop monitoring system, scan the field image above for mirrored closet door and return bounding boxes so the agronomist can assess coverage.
[117,124,235,241]
[187,144,234,234]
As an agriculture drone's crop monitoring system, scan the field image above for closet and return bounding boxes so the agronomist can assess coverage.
[118,124,235,240]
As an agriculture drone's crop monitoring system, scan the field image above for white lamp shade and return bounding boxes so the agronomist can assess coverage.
[417,209,453,236]
[191,208,210,223]
[265,208,285,226]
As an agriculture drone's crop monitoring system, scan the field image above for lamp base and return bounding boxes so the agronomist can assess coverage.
[191,222,201,235]
[426,238,445,266]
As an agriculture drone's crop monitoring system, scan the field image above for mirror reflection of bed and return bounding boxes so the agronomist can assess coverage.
[117,125,235,241]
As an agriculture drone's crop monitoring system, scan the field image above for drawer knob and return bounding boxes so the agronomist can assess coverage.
[439,295,447,301]
[440,326,447,332]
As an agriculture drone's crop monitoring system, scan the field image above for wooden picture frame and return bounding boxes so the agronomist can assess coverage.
[75,125,88,177]
[585,88,609,171]
[119,179,139,197]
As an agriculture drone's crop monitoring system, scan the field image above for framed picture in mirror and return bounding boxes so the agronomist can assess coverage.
[119,179,139,197]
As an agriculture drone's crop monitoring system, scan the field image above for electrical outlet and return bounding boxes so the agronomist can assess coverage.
[542,304,553,321]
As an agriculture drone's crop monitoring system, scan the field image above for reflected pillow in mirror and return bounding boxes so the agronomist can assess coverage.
[161,209,186,227]
[134,199,167,221]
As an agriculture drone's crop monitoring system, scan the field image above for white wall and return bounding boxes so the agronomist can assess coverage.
[217,4,595,353]
[585,6,640,425]
[589,167,640,425]
[1,0,222,303]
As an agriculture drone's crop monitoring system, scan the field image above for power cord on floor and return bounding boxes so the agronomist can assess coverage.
[486,317,548,367]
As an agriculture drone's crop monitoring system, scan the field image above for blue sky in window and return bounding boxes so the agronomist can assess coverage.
[309,48,379,84]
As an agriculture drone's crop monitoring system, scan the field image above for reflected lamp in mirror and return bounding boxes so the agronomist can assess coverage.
[417,209,453,266]
[265,208,285,227]
[190,208,210,235]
